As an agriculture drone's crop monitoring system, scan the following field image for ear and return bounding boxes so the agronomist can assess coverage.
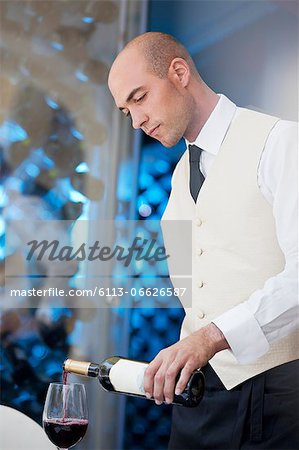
[168,58,190,88]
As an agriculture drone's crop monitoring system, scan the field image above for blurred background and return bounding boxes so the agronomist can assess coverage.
[0,1,297,449]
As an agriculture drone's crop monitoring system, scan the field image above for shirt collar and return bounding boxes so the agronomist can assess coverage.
[185,94,237,156]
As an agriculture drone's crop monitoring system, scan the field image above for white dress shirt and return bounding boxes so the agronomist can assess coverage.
[185,94,298,364]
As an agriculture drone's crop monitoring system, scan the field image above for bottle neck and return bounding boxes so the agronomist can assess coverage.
[63,357,121,392]
[87,363,100,377]
[63,357,122,378]
[63,359,99,378]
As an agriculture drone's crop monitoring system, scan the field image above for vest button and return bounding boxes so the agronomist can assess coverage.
[197,248,203,256]
[197,310,205,319]
[197,281,204,288]
[196,218,202,227]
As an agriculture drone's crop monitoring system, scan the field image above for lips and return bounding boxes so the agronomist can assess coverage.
[148,125,160,136]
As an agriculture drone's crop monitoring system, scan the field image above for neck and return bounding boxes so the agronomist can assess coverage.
[184,82,219,142]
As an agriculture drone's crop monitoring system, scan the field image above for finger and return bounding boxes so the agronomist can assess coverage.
[153,363,168,405]
[175,362,194,396]
[143,355,163,399]
[163,359,184,404]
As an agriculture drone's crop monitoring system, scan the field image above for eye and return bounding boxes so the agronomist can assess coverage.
[122,109,130,118]
[135,93,146,103]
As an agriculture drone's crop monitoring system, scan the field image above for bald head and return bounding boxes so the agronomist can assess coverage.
[108,32,200,88]
[122,32,199,79]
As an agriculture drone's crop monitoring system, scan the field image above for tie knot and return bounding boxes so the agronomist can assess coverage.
[189,144,203,162]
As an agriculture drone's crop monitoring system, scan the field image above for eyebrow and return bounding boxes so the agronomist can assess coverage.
[119,86,145,112]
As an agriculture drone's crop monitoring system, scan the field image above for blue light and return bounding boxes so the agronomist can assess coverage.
[0,120,28,143]
[5,177,23,191]
[25,163,40,177]
[75,70,89,82]
[31,344,48,359]
[159,174,171,190]
[137,195,147,209]
[0,187,8,208]
[51,308,72,321]
[82,16,94,23]
[45,361,62,376]
[40,210,56,219]
[69,189,87,203]
[146,213,160,220]
[145,184,166,205]
[139,172,154,190]
[75,162,89,173]
[68,321,83,346]
[0,247,5,260]
[157,199,168,217]
[0,216,4,235]
[155,159,170,174]
[44,96,60,110]
[39,152,55,169]
[71,127,84,141]
[117,161,134,202]
[131,313,142,328]
[43,190,64,208]
[139,203,152,218]
[16,391,34,403]
[50,41,64,51]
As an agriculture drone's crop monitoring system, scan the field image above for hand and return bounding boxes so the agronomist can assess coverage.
[143,323,229,405]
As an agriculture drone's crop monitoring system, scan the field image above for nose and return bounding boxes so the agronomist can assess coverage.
[131,109,148,130]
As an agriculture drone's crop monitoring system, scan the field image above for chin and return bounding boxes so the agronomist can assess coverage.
[163,137,181,148]
[159,134,181,148]
[162,141,173,148]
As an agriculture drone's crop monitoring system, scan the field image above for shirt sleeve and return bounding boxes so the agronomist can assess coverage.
[213,120,299,364]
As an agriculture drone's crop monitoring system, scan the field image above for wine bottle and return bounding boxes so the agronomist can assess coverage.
[63,356,205,407]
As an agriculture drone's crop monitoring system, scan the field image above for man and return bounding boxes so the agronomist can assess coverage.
[108,32,298,449]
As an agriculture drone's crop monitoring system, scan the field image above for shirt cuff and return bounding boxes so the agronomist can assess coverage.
[212,303,270,364]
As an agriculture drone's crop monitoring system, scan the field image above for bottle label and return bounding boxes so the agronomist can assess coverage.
[109,359,148,396]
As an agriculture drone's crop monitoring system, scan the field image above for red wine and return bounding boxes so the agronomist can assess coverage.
[61,370,69,422]
[63,356,205,407]
[43,418,88,448]
[62,369,69,386]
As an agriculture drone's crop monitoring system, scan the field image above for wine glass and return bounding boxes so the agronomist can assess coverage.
[43,383,88,450]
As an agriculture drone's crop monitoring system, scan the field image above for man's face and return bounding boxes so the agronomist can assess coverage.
[108,48,192,148]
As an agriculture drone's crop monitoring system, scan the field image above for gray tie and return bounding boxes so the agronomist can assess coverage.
[189,144,205,202]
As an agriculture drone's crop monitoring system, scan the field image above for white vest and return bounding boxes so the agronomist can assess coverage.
[162,108,299,389]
